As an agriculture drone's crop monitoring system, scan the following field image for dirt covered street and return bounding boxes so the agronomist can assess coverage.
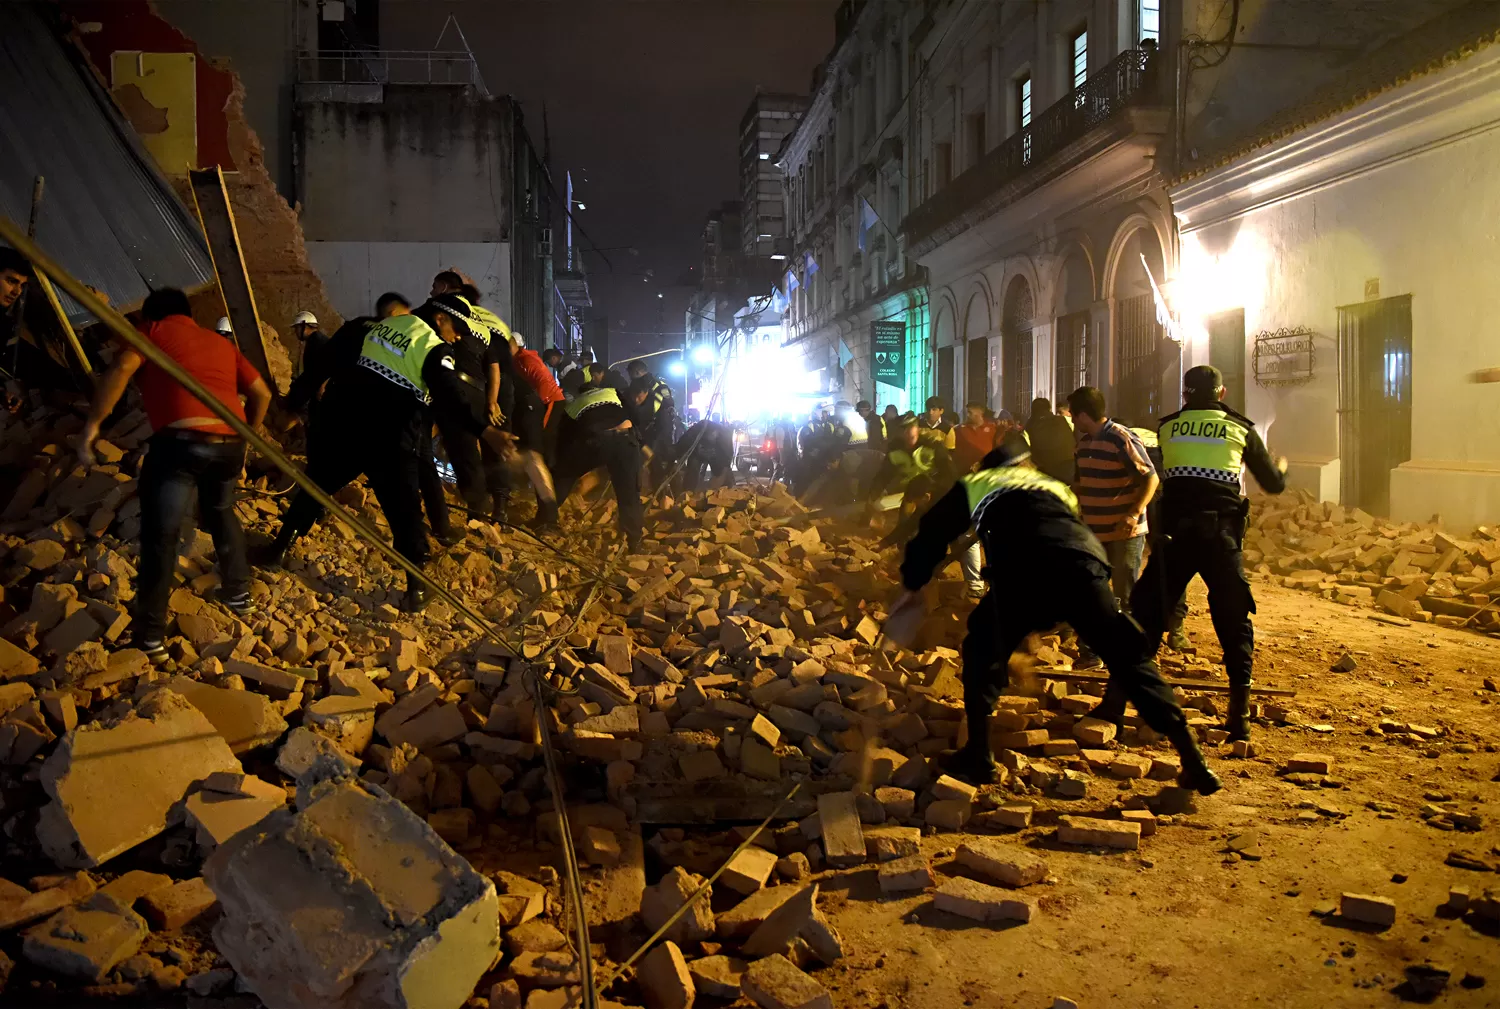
[806,576,1499,1009]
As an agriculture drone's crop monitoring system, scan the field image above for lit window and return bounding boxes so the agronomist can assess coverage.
[759,153,770,160]
[1139,0,1160,44]
[1018,74,1032,128]
[1071,28,1088,89]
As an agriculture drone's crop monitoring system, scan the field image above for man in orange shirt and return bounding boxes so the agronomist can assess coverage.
[952,402,999,474]
[77,288,272,662]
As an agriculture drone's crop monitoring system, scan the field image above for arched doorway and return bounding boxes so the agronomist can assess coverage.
[1001,276,1034,416]
[963,292,991,409]
[1111,227,1176,426]
[1054,247,1094,403]
[932,304,956,412]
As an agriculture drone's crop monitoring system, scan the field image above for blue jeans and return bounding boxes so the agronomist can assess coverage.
[136,432,250,640]
[1104,535,1146,610]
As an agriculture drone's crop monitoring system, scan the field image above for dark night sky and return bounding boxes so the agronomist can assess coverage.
[384,0,838,358]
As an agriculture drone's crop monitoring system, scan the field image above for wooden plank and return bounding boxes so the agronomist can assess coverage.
[187,166,274,392]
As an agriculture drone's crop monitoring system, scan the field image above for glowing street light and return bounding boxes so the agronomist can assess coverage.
[667,360,686,377]
[691,344,716,366]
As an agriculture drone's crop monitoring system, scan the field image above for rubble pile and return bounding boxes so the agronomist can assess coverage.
[1247,488,1500,633]
[2,394,1404,1008]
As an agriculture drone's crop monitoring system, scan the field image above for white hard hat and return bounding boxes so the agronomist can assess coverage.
[512,331,526,347]
[215,316,232,335]
[292,311,318,327]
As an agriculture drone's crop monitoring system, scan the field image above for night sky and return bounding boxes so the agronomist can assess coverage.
[385,0,838,359]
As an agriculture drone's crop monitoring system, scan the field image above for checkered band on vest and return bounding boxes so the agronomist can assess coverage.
[356,356,428,403]
[1164,464,1239,484]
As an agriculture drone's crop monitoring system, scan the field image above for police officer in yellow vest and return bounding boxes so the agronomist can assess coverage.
[886,430,1222,794]
[1130,365,1287,743]
[257,293,511,610]
[539,385,645,551]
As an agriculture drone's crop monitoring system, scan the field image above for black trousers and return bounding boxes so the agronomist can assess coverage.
[416,422,452,537]
[554,430,644,543]
[280,412,429,568]
[964,553,1187,747]
[136,433,250,640]
[1134,512,1256,686]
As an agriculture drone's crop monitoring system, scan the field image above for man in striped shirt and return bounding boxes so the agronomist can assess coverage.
[1067,386,1158,609]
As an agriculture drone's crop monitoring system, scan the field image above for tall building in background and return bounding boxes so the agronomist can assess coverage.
[740,93,807,257]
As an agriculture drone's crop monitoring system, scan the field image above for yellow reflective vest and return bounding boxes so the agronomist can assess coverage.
[356,314,444,402]
[564,386,623,420]
[962,465,1079,526]
[1159,408,1249,484]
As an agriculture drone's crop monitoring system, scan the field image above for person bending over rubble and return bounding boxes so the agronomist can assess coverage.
[76,288,272,662]
[255,293,512,611]
[539,384,645,552]
[885,430,1222,795]
[669,418,736,492]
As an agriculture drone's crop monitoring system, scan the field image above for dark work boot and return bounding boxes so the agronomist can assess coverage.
[1089,679,1128,731]
[402,572,431,613]
[250,527,296,570]
[528,498,559,531]
[1224,683,1252,742]
[1168,725,1223,796]
[941,743,998,785]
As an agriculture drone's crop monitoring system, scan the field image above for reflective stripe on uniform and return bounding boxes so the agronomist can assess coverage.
[962,465,1079,526]
[1158,409,1248,484]
[354,314,443,403]
[470,304,510,345]
[564,386,623,419]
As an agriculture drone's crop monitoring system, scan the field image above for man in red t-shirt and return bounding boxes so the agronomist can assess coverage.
[952,402,999,474]
[77,288,271,662]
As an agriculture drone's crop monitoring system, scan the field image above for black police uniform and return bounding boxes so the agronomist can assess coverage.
[546,388,645,549]
[900,456,1219,793]
[1132,401,1286,739]
[671,419,735,491]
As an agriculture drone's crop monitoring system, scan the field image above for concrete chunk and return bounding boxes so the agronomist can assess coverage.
[955,839,1048,887]
[204,774,500,1009]
[140,877,218,930]
[640,866,713,945]
[276,726,361,780]
[184,776,286,849]
[721,846,778,895]
[36,689,241,868]
[22,893,147,981]
[166,676,288,753]
[638,940,694,1009]
[877,854,934,893]
[932,877,1035,923]
[1057,815,1140,851]
[815,792,864,867]
[1340,893,1396,927]
[688,954,747,999]
[742,953,832,1009]
[715,885,797,939]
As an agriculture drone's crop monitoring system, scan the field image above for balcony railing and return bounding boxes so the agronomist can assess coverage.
[295,50,489,94]
[906,47,1160,247]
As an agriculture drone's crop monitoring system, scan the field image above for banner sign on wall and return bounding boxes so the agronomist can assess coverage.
[871,319,905,387]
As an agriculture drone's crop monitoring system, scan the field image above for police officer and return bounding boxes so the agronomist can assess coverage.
[886,431,1222,793]
[1130,365,1287,743]
[669,418,735,492]
[627,361,676,480]
[538,385,645,551]
[256,293,509,610]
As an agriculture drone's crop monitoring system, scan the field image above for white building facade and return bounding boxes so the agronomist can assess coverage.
[904,0,1177,422]
[1170,24,1500,526]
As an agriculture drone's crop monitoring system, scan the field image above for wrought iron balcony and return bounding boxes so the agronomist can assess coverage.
[906,47,1162,251]
[296,50,489,95]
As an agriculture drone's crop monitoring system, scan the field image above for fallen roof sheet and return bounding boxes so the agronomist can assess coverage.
[0,3,214,325]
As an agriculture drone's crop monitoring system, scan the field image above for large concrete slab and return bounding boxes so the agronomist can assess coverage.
[36,689,241,868]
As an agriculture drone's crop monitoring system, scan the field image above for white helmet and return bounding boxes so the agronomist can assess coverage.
[292,310,318,328]
[512,331,525,348]
[215,317,232,335]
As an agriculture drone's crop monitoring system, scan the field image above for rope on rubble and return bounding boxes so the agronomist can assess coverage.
[0,215,607,1009]
[595,781,803,994]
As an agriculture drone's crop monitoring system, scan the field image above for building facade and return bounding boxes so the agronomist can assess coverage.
[778,0,929,414]
[902,0,1175,424]
[1169,0,1500,525]
[740,94,807,258]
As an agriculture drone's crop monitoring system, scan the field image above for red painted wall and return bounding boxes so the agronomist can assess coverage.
[57,0,235,170]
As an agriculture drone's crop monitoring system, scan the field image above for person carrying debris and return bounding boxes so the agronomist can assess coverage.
[495,330,561,522]
[885,430,1223,794]
[75,288,273,662]
[669,418,736,491]
[1126,365,1288,744]
[255,292,511,611]
[540,385,645,551]
[863,413,958,546]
